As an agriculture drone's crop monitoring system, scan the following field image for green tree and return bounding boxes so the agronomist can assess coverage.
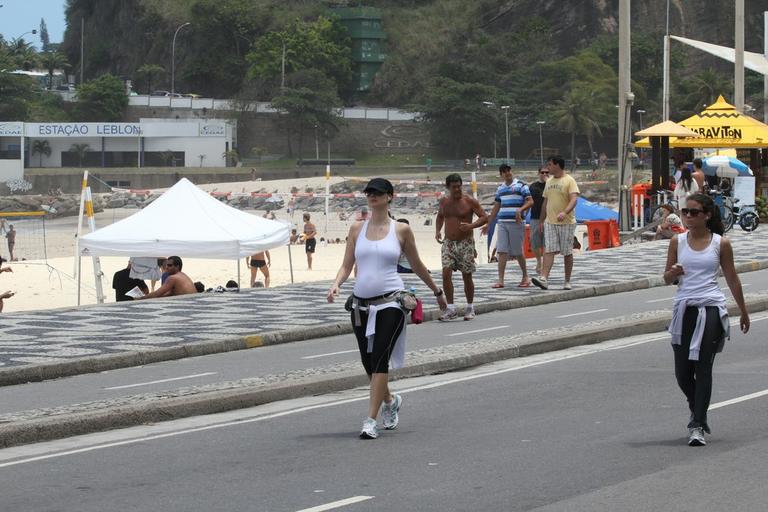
[7,38,39,70]
[410,77,505,158]
[677,68,733,116]
[72,74,128,121]
[40,18,51,52]
[222,149,240,167]
[69,143,91,167]
[28,92,70,122]
[247,16,353,99]
[550,84,613,169]
[40,51,69,89]
[135,64,165,95]
[270,69,344,158]
[32,140,52,167]
[0,73,34,121]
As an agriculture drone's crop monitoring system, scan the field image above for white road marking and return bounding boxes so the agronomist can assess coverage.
[447,325,509,337]
[295,496,373,512]
[3,313,767,468]
[710,388,768,410]
[556,309,608,318]
[301,350,358,360]
[646,297,674,303]
[103,372,217,390]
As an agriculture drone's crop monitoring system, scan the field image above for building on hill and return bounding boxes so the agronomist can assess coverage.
[330,6,386,93]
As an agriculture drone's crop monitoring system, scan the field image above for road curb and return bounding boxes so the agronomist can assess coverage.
[2,259,767,387]
[2,294,767,448]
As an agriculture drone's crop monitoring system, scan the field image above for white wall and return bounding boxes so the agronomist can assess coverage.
[25,135,227,168]
[0,160,23,182]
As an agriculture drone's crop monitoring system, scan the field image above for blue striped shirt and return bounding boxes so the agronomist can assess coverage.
[494,181,530,222]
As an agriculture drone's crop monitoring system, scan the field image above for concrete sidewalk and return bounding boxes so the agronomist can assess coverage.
[2,229,768,387]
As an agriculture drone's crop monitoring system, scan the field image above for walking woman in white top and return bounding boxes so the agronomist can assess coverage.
[673,166,699,207]
[328,178,447,439]
[664,193,750,446]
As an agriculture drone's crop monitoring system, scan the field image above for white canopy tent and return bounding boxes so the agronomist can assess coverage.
[670,36,768,76]
[78,178,291,297]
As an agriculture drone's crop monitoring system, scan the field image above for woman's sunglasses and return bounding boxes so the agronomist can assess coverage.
[681,208,704,216]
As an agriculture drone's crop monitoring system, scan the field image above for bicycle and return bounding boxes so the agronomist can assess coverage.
[647,190,678,225]
[708,190,735,232]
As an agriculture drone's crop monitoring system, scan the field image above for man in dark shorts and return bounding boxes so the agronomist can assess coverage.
[303,213,317,270]
[435,173,488,321]
[528,166,549,275]
[246,250,271,287]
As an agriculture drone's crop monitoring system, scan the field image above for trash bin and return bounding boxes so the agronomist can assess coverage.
[585,220,611,250]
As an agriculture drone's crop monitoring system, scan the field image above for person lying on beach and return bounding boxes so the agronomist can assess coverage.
[135,256,197,299]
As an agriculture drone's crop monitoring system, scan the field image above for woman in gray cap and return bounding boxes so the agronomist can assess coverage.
[327,177,447,439]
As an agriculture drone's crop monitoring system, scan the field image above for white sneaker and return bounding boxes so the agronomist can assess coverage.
[463,309,475,321]
[382,394,402,430]
[688,427,706,446]
[439,309,458,321]
[563,282,572,290]
[531,276,549,290]
[360,417,378,439]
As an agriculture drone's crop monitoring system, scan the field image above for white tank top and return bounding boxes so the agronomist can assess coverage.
[675,232,724,302]
[353,219,404,298]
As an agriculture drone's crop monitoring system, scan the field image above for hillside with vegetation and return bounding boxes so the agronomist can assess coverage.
[2,0,765,158]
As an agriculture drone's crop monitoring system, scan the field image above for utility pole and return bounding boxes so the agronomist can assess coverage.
[765,12,768,124]
[662,0,670,120]
[618,0,633,231]
[281,42,286,89]
[80,17,84,85]
[501,105,510,162]
[735,0,745,112]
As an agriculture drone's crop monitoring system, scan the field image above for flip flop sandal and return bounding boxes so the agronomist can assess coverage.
[491,283,505,289]
[517,282,531,288]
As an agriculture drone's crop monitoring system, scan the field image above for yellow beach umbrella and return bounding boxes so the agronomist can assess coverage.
[635,96,768,148]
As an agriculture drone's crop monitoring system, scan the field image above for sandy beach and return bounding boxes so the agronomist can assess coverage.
[0,176,590,313]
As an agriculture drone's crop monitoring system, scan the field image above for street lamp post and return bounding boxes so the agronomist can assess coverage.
[482,101,498,158]
[501,105,511,163]
[171,22,191,97]
[536,121,546,165]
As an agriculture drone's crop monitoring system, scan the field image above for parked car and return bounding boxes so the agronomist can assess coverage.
[151,90,182,97]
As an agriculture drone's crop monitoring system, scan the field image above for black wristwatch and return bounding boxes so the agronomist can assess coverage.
[434,288,444,297]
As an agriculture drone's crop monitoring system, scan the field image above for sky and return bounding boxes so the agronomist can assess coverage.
[0,0,66,49]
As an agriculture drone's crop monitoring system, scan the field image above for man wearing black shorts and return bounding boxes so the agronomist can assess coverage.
[303,213,317,270]
[246,250,271,287]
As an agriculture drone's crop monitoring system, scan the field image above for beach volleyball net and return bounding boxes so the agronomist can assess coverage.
[1,211,49,263]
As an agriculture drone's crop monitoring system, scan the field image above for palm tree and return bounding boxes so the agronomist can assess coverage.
[551,86,606,169]
[680,68,733,115]
[9,38,38,70]
[32,140,51,167]
[69,143,90,167]
[135,64,165,95]
[40,51,69,89]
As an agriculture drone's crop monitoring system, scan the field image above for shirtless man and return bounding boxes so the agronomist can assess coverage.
[303,213,317,270]
[6,225,16,261]
[246,250,271,287]
[136,256,197,299]
[435,173,488,321]
[692,158,706,191]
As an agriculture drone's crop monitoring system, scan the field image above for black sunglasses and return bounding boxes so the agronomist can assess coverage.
[681,208,704,216]
[539,171,550,175]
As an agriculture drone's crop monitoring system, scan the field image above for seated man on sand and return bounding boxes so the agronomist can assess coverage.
[136,256,197,299]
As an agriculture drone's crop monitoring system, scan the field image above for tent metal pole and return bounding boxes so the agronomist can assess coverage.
[237,258,241,288]
[287,243,294,284]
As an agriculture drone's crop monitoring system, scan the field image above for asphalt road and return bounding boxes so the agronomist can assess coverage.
[3,269,767,417]
[1,312,767,511]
